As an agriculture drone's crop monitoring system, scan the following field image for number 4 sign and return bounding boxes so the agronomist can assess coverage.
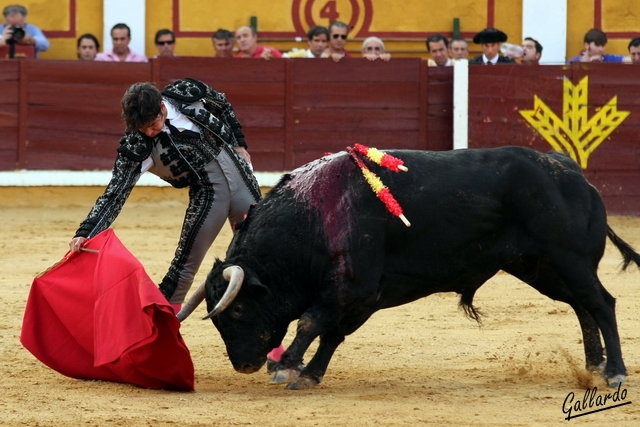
[320,1,340,22]
[291,0,373,37]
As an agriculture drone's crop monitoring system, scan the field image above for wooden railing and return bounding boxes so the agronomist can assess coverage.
[0,58,450,172]
[1,58,638,214]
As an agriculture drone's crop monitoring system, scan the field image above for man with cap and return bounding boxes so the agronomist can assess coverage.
[469,28,516,64]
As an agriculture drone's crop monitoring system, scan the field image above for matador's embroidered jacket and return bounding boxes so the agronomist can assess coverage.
[74,79,261,296]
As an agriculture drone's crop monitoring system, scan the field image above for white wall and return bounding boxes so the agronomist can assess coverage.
[103,0,146,56]
[523,0,567,64]
[0,171,283,188]
[453,60,469,150]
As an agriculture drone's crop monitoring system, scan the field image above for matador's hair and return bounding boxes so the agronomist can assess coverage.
[121,82,163,133]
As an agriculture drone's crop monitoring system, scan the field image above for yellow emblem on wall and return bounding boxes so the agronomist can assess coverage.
[519,76,630,169]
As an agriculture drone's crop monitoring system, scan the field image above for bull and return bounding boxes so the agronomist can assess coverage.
[179,146,640,390]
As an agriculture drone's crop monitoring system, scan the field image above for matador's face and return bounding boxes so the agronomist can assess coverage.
[139,102,167,138]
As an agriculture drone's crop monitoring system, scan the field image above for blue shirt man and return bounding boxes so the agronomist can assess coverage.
[566,28,624,63]
[0,5,50,58]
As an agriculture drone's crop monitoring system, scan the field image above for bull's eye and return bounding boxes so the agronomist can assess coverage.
[231,303,244,319]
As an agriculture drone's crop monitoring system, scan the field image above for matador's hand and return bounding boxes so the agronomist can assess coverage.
[235,146,253,170]
[69,237,87,252]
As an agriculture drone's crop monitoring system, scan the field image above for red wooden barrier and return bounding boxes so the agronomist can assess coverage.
[0,58,638,214]
[0,60,19,170]
[0,44,35,59]
[23,60,151,170]
[289,59,429,165]
[154,56,288,171]
[468,63,640,215]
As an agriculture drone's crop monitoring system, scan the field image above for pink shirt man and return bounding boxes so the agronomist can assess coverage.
[95,48,148,62]
[95,23,148,63]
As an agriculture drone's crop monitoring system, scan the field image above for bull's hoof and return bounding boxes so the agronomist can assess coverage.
[287,376,318,390]
[606,374,625,388]
[266,357,278,373]
[269,368,300,384]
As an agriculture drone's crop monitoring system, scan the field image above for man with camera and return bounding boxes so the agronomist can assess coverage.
[0,5,49,58]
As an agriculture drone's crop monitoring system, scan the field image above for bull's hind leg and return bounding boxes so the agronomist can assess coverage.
[573,277,625,386]
[542,254,626,386]
[571,306,606,372]
[503,259,605,372]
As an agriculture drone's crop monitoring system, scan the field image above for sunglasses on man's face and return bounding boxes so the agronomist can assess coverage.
[157,40,175,46]
[332,34,347,40]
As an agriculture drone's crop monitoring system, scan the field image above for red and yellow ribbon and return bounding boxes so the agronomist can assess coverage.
[353,143,408,172]
[347,146,411,227]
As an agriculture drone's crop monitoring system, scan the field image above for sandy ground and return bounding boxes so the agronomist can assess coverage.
[1,186,639,426]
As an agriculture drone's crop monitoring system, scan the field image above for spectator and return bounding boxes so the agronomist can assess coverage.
[95,23,147,62]
[469,28,516,64]
[426,34,453,66]
[322,21,352,62]
[77,33,99,61]
[362,36,391,61]
[567,28,625,63]
[212,28,234,58]
[154,29,176,58]
[284,25,329,58]
[521,37,542,64]
[628,37,640,64]
[235,25,282,59]
[449,38,469,59]
[0,4,49,57]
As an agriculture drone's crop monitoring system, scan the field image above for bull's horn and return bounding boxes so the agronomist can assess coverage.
[176,278,207,322]
[202,265,244,320]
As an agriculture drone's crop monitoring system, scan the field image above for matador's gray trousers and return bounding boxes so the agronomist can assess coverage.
[169,149,256,304]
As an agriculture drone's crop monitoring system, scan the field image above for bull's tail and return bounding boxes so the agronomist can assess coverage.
[459,290,483,325]
[607,225,640,270]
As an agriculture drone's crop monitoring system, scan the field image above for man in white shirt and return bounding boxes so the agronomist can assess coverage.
[449,38,469,59]
[361,36,391,61]
[426,34,454,67]
[284,25,329,58]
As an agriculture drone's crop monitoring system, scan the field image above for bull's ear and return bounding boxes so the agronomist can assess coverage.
[240,266,269,296]
[246,276,270,296]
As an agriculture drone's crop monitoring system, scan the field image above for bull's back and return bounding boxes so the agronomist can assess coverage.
[383,146,601,238]
[245,147,606,295]
[272,146,600,247]
[349,147,605,293]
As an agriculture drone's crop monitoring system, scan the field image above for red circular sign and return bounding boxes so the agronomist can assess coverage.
[292,0,373,37]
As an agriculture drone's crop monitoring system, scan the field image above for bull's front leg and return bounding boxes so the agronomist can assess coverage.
[270,310,333,386]
[287,328,345,390]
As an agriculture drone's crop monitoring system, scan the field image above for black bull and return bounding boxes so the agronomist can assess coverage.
[179,146,640,390]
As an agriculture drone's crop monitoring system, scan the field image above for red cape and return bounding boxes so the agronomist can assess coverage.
[20,229,194,391]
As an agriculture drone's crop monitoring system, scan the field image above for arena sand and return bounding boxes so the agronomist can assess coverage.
[0,186,638,426]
